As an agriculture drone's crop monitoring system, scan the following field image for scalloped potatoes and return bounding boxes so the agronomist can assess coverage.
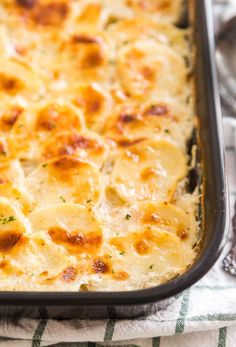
[0,0,199,291]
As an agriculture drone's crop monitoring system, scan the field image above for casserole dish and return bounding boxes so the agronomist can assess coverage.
[0,0,228,319]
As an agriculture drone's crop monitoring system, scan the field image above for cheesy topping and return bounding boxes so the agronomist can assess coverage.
[0,0,200,291]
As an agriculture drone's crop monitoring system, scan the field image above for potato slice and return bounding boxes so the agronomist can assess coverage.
[9,101,85,163]
[0,197,31,254]
[42,130,109,169]
[25,156,101,208]
[126,0,183,23]
[0,58,43,100]
[111,139,187,202]
[117,40,186,100]
[140,201,198,246]
[30,203,101,234]
[9,231,71,281]
[72,82,112,132]
[104,101,188,149]
[0,159,33,212]
[108,17,188,55]
[30,203,103,255]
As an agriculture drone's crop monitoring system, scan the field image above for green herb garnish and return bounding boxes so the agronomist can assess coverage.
[0,216,16,225]
[60,196,66,203]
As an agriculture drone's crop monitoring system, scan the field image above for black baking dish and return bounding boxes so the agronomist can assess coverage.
[0,0,229,319]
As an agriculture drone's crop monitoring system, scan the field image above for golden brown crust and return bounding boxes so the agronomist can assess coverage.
[0,0,199,291]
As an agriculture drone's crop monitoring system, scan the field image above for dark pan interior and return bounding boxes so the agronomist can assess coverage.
[0,0,229,319]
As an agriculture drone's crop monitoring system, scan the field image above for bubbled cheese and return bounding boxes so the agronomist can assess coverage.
[0,0,200,291]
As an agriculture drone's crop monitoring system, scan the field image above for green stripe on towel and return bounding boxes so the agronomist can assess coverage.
[218,327,227,347]
[152,337,161,347]
[32,307,48,347]
[104,319,116,342]
[175,289,191,334]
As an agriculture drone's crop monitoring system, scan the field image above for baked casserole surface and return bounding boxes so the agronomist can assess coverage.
[0,0,200,291]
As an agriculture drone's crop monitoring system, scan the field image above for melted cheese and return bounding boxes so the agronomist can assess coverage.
[0,0,200,291]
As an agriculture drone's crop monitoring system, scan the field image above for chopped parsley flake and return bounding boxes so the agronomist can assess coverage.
[60,196,66,203]
[0,215,16,225]
[125,214,131,220]
[149,264,154,270]
[86,199,92,203]
[119,251,125,255]
[112,270,115,274]
[42,163,48,168]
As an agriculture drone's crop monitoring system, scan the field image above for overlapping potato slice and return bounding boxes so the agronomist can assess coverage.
[76,3,106,30]
[94,200,197,289]
[11,101,85,136]
[72,82,112,132]
[139,201,198,245]
[94,195,198,286]
[98,198,197,246]
[9,101,85,162]
[111,139,187,202]
[0,182,32,214]
[74,1,133,30]
[0,58,43,100]
[91,230,195,290]
[0,103,24,133]
[111,228,194,268]
[107,17,189,55]
[104,101,188,149]
[0,160,24,185]
[117,40,187,100]
[67,31,109,80]
[0,161,32,212]
[42,130,109,169]
[126,0,183,23]
[14,0,70,27]
[0,136,9,164]
[25,156,101,208]
[0,25,14,57]
[0,197,31,254]
[7,230,72,282]
[30,203,103,255]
